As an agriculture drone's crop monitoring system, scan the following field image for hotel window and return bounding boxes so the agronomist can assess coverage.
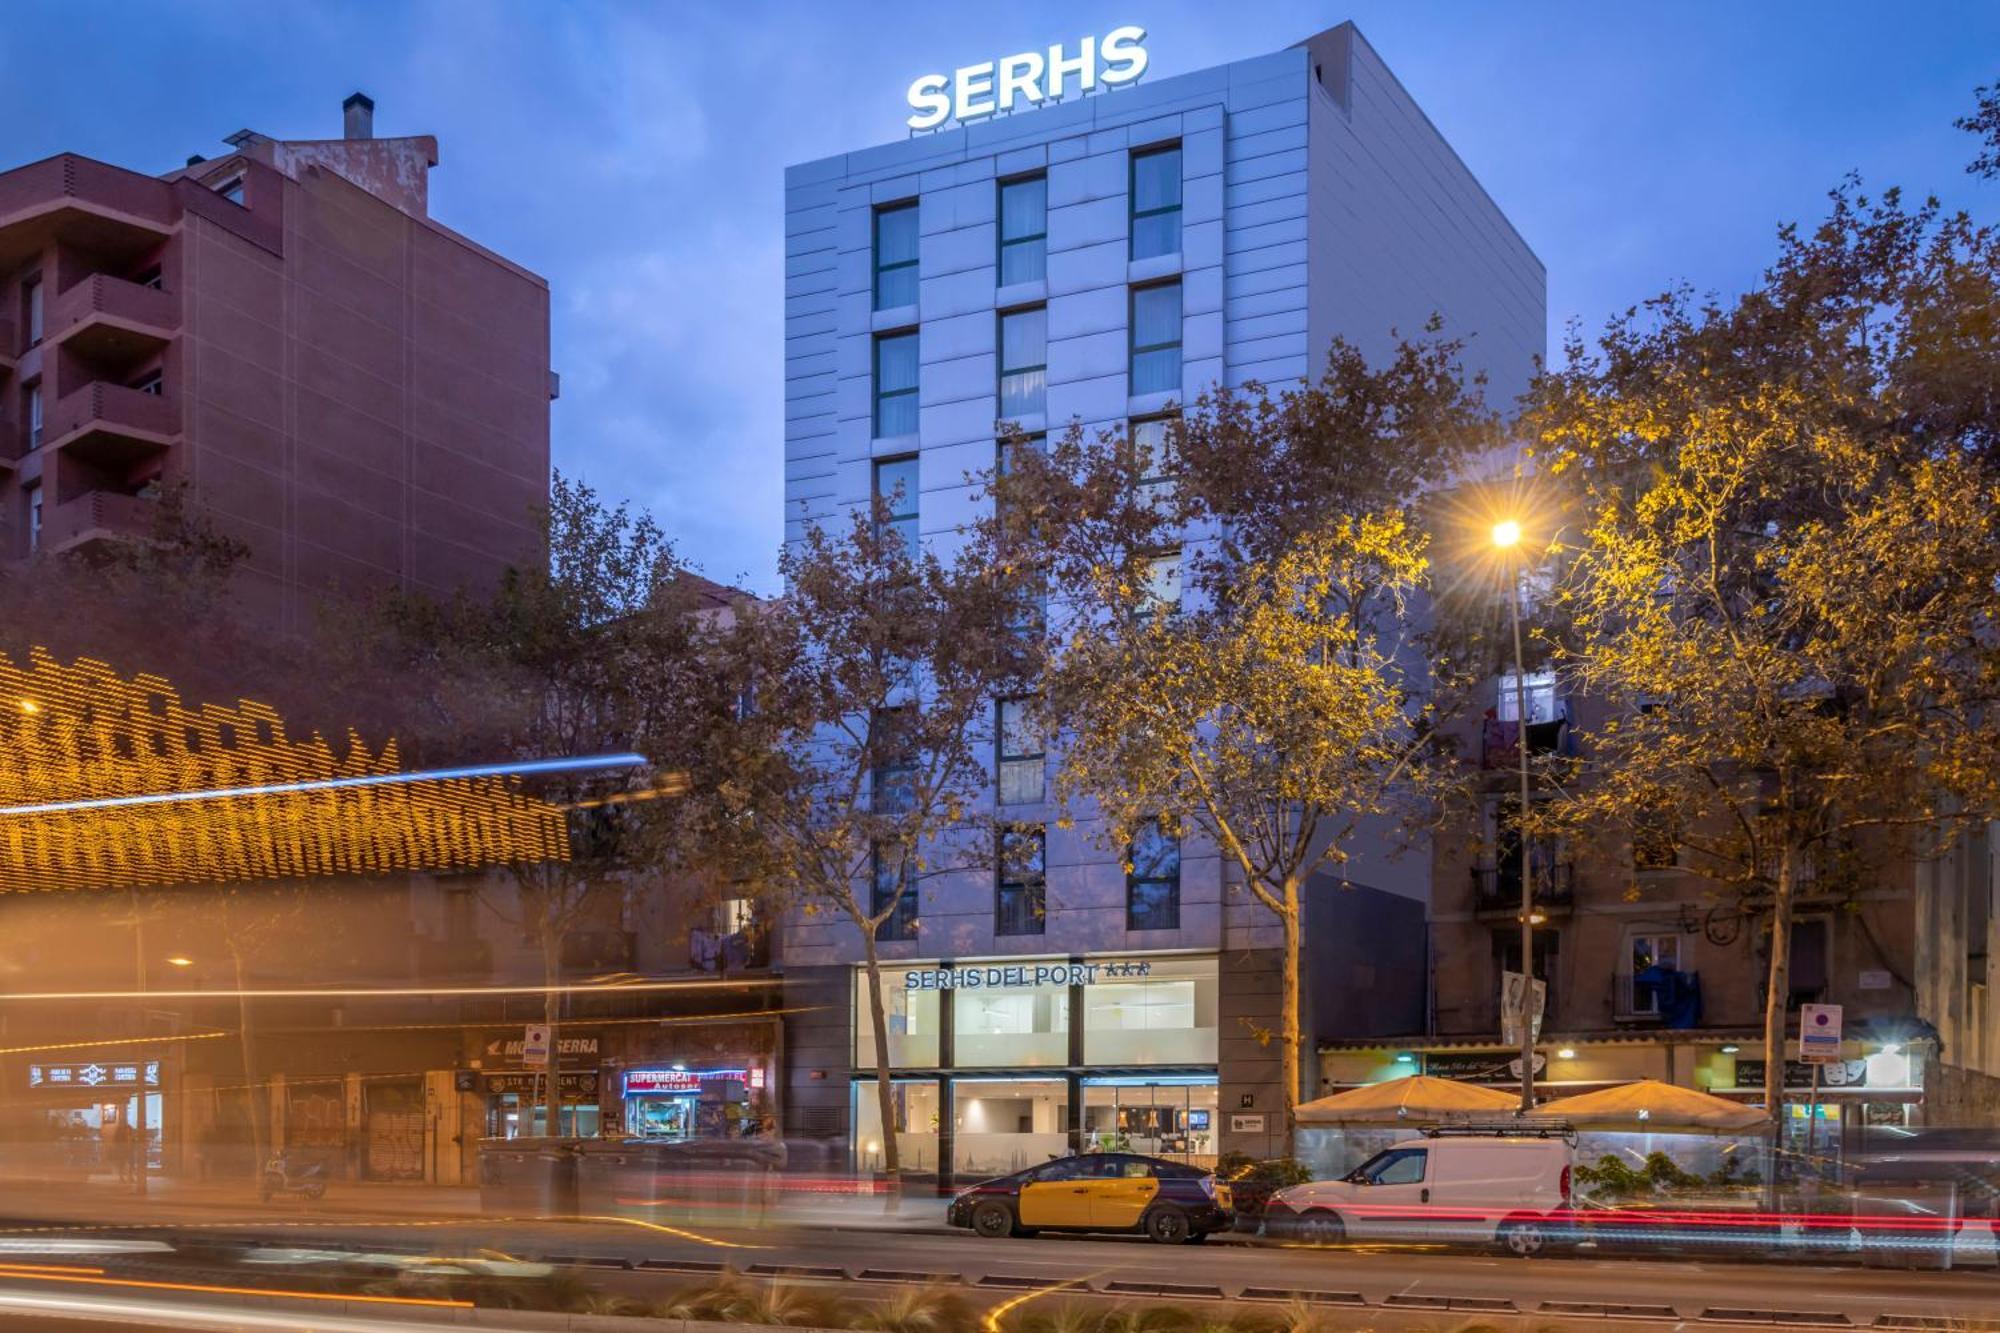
[216,177,246,206]
[1138,550,1181,620]
[854,970,940,1069]
[997,696,1044,805]
[996,825,1046,936]
[874,202,919,310]
[24,276,43,345]
[872,456,919,557]
[1129,282,1182,396]
[25,482,41,553]
[998,306,1047,420]
[1130,416,1178,515]
[996,436,1050,638]
[998,174,1047,285]
[25,383,42,450]
[1126,820,1180,931]
[1083,955,1218,1066]
[870,707,916,814]
[874,332,919,438]
[1129,145,1182,260]
[872,843,919,942]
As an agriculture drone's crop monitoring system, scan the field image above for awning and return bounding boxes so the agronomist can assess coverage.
[1534,1079,1768,1133]
[1296,1075,1519,1125]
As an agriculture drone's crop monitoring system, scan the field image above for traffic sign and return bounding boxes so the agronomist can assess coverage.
[521,1024,552,1067]
[1799,1003,1843,1063]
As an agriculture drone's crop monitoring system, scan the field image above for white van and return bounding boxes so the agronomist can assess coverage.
[1266,1128,1574,1256]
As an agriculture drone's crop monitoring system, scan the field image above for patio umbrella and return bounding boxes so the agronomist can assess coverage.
[1534,1079,1766,1133]
[1295,1075,1519,1125]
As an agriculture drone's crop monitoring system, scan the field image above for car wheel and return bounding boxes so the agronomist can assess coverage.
[1298,1210,1345,1245]
[1498,1219,1547,1257]
[971,1201,1016,1239]
[1145,1206,1192,1244]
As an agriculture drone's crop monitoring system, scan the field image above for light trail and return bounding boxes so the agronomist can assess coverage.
[979,1270,1107,1333]
[0,1266,471,1307]
[0,976,770,1002]
[0,1031,231,1056]
[0,751,648,818]
[571,1213,771,1250]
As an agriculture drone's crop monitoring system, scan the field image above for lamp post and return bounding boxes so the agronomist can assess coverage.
[1492,519,1538,1112]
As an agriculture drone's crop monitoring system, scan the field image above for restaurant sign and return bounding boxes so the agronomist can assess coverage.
[483,1071,600,1098]
[904,960,1154,990]
[28,1060,159,1091]
[1729,1058,1905,1092]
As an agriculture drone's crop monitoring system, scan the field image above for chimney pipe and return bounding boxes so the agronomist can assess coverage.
[343,91,374,141]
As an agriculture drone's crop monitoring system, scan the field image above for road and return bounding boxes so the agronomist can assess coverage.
[0,1185,1992,1328]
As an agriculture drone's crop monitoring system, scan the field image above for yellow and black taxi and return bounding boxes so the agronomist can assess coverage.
[946,1152,1234,1244]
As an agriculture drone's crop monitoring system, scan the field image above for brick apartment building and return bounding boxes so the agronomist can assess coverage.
[0,92,553,628]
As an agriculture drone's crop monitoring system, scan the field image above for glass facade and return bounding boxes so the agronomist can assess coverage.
[854,969,940,1068]
[852,1080,940,1174]
[1083,1078,1218,1166]
[1084,956,1217,1065]
[954,1078,1068,1177]
[955,984,1068,1067]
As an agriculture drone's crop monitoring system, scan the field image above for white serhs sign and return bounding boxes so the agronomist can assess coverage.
[1799,1002,1843,1063]
[907,27,1149,131]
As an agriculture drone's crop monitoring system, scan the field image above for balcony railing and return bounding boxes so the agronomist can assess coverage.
[46,381,177,464]
[560,929,637,974]
[1471,859,1575,915]
[1480,716,1574,770]
[50,274,179,356]
[39,490,158,553]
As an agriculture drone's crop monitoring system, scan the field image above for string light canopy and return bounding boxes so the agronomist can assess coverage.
[0,648,596,894]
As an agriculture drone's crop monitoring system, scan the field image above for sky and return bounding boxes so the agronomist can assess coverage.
[3,2,1994,595]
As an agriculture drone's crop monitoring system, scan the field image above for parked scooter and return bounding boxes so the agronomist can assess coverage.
[260,1151,327,1202]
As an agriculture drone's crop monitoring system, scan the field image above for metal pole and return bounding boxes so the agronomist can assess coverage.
[131,889,149,1199]
[1507,563,1537,1112]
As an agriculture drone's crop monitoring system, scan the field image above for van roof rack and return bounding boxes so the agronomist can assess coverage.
[1418,1117,1576,1143]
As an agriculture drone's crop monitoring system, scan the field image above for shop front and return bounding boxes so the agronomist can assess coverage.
[850,953,1219,1187]
[622,1066,768,1140]
[18,1057,165,1178]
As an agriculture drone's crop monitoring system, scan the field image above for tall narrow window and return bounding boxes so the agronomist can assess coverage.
[996,436,1048,639]
[874,202,919,310]
[998,174,1047,285]
[24,276,43,345]
[25,383,42,450]
[1130,145,1183,260]
[996,696,1044,805]
[1130,282,1182,396]
[25,482,42,554]
[874,331,919,437]
[1130,416,1178,514]
[1126,820,1181,931]
[996,825,1046,936]
[1497,669,1560,723]
[872,456,919,557]
[1138,550,1181,620]
[872,844,919,942]
[998,306,1047,420]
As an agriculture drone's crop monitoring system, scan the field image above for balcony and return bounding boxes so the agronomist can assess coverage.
[1472,859,1575,917]
[690,928,772,973]
[45,381,177,467]
[0,314,15,372]
[0,155,177,272]
[0,420,20,468]
[39,490,159,555]
[49,274,178,362]
[1480,715,1575,770]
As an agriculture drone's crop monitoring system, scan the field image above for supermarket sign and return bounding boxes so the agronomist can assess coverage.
[624,1068,763,1096]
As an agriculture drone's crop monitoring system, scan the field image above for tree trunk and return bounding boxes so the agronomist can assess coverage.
[1760,843,1796,1206]
[541,913,563,1139]
[226,934,267,1176]
[1278,879,1303,1153]
[858,929,903,1211]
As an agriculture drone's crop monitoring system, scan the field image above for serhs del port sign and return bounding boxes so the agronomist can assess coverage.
[907,27,1149,131]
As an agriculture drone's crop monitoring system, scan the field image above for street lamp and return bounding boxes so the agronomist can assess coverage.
[1493,516,1537,1112]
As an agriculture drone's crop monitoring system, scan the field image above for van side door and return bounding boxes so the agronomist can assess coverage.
[1346,1146,1430,1238]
